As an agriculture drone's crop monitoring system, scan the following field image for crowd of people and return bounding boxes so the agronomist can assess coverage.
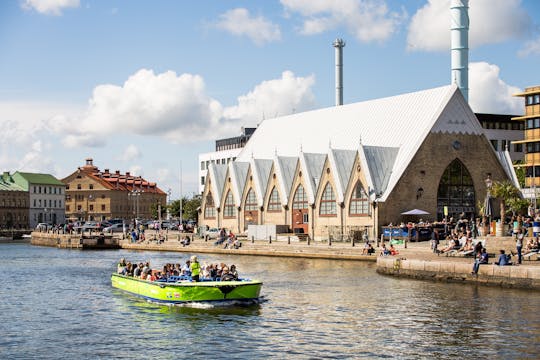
[116,255,240,282]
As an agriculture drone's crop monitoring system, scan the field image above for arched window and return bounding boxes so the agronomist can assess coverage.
[268,186,282,211]
[350,182,369,215]
[244,189,258,211]
[204,192,216,218]
[319,182,336,215]
[292,184,308,209]
[223,191,236,218]
[437,158,475,219]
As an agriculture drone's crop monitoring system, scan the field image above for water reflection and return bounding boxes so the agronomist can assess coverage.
[1,244,539,359]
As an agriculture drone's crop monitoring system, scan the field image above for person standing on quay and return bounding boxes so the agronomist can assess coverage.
[516,228,524,264]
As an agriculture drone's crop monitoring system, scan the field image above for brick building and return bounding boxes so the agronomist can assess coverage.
[62,159,166,221]
[199,85,518,240]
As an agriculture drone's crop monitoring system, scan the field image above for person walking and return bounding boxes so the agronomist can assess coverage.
[516,228,524,264]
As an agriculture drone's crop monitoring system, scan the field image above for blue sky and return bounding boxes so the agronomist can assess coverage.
[1,0,539,199]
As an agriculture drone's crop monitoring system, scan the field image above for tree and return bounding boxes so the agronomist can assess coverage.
[491,180,521,222]
[168,195,201,222]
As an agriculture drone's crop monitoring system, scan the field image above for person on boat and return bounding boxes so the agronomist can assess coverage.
[190,255,200,282]
[182,260,192,276]
[229,264,239,280]
[209,263,218,280]
[117,258,127,274]
[220,266,236,281]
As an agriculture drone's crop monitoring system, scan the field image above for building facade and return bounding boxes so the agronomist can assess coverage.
[12,172,66,228]
[198,127,256,194]
[476,113,524,162]
[200,85,517,240]
[62,159,167,221]
[0,172,29,229]
[512,85,540,202]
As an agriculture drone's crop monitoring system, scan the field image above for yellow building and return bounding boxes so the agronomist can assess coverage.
[62,159,167,222]
[512,86,540,201]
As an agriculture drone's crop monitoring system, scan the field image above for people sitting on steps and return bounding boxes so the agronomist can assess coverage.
[495,249,512,266]
[472,248,489,274]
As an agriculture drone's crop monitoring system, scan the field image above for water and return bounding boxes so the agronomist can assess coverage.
[1,243,539,359]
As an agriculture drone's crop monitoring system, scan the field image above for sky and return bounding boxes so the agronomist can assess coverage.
[1,0,539,199]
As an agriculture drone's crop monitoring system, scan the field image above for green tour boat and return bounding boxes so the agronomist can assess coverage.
[111,273,263,304]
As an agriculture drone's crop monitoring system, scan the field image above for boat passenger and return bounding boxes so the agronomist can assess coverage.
[220,266,236,281]
[190,255,200,282]
[133,263,143,277]
[125,262,133,276]
[209,264,218,280]
[117,258,127,274]
[229,265,239,280]
[182,260,191,276]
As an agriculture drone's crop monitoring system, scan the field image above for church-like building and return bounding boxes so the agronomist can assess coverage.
[199,84,517,240]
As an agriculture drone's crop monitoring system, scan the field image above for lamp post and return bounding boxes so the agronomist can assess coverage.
[485,175,493,235]
[128,190,141,220]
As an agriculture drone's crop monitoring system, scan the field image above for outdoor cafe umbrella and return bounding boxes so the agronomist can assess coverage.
[401,209,430,215]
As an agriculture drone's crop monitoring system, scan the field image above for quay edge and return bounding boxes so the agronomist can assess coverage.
[376,257,540,291]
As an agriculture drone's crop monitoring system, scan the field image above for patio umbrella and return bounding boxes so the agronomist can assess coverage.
[483,195,493,218]
[401,209,430,215]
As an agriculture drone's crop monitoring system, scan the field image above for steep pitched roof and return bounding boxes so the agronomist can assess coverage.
[250,159,273,207]
[361,145,399,197]
[274,156,297,205]
[300,152,326,204]
[328,149,357,203]
[229,161,249,207]
[208,164,227,208]
[235,84,490,201]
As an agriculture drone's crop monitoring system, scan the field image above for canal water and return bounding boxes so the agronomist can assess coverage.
[1,243,539,359]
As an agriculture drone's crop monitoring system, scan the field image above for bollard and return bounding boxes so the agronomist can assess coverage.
[269,235,272,244]
[205,235,208,242]
[252,236,254,243]
[288,236,290,245]
[307,236,310,246]
[404,237,407,249]
[329,235,332,246]
[352,237,355,247]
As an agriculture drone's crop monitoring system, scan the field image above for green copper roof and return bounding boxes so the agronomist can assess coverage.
[0,173,25,192]
[13,172,65,189]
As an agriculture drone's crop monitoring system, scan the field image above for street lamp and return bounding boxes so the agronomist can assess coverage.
[128,190,141,220]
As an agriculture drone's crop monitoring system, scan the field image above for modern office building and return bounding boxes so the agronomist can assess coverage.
[475,113,524,162]
[198,127,256,194]
[512,85,540,201]
[12,172,66,228]
[62,158,166,221]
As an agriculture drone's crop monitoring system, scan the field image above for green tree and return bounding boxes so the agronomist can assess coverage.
[168,195,201,221]
[150,203,167,219]
[491,180,521,221]
[506,197,529,217]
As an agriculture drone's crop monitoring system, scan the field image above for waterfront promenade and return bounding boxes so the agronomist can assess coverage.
[31,231,540,290]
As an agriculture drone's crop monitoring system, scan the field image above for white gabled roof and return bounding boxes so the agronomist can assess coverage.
[229,161,249,207]
[236,84,475,201]
[300,152,326,204]
[328,149,357,203]
[250,159,273,207]
[208,163,228,208]
[274,155,297,205]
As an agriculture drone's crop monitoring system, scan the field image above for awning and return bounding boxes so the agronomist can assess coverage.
[401,209,430,215]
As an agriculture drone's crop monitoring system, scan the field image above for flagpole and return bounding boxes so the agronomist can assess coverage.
[179,162,183,224]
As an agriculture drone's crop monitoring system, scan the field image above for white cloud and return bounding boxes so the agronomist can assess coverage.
[223,71,316,124]
[128,165,142,177]
[407,0,531,51]
[117,144,141,162]
[55,68,316,148]
[469,61,522,114]
[0,101,81,173]
[214,8,281,45]
[281,0,405,43]
[21,0,80,16]
[519,36,540,57]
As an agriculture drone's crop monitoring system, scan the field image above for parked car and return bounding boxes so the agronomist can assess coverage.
[204,228,220,239]
[103,223,125,233]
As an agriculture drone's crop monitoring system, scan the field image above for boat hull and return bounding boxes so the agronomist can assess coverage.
[111,273,262,303]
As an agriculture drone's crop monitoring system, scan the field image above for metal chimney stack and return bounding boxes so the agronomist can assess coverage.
[333,38,345,106]
[450,0,469,102]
